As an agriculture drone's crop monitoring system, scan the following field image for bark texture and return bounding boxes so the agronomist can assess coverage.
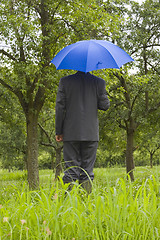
[26,112,39,188]
[126,125,135,181]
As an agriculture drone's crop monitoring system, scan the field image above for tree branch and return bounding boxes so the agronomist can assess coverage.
[58,17,80,34]
[113,72,131,109]
[0,78,15,93]
[147,61,160,75]
[38,122,53,144]
[34,86,46,113]
[0,78,28,114]
[38,122,57,150]
[52,0,64,18]
[130,87,143,115]
[131,43,160,55]
[0,49,17,61]
[116,119,127,130]
[40,142,55,148]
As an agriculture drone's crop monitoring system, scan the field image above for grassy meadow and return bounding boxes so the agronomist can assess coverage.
[0,166,160,239]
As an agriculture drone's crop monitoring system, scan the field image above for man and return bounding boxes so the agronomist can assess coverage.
[55,71,110,193]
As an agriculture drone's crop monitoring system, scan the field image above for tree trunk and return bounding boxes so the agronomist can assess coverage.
[26,111,39,189]
[51,151,55,170]
[55,147,63,179]
[150,153,153,168]
[126,128,135,181]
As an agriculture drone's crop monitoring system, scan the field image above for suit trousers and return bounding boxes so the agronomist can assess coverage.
[62,141,98,183]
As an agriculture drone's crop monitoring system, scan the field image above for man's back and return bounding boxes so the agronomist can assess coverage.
[56,71,110,141]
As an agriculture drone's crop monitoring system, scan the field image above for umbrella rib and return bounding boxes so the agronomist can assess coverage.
[53,43,80,69]
[85,41,91,72]
[92,41,120,69]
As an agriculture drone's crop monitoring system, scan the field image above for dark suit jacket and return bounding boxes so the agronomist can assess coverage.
[55,71,110,141]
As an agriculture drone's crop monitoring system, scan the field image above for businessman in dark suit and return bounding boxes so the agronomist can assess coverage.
[55,71,110,193]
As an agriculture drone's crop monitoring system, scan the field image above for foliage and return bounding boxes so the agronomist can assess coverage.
[38,151,52,169]
[1,168,160,239]
[0,0,160,177]
[0,87,26,170]
[0,0,124,188]
[135,112,160,167]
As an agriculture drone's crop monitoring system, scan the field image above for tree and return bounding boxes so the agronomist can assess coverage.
[0,0,81,188]
[98,0,160,180]
[0,0,119,188]
[0,0,60,188]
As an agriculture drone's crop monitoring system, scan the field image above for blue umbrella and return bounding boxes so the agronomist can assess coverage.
[51,39,133,72]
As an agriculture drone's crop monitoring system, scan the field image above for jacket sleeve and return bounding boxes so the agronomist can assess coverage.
[97,79,110,111]
[55,79,66,135]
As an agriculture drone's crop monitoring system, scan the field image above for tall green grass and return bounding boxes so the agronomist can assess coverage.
[0,167,160,239]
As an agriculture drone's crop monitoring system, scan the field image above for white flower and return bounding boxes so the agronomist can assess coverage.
[3,217,9,223]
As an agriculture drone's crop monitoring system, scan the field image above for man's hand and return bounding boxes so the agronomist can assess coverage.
[56,135,63,142]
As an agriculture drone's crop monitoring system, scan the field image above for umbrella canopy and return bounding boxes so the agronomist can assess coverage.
[51,40,133,72]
